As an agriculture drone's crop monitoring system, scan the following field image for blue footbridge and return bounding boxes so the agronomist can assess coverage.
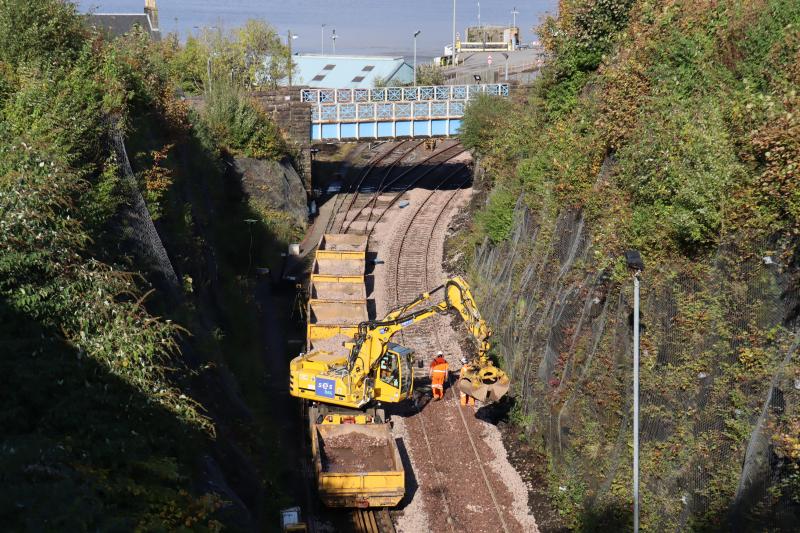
[302,84,509,142]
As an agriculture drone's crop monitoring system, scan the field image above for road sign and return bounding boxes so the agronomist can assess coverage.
[487,55,493,65]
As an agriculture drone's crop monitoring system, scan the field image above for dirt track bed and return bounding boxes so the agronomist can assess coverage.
[321,432,394,473]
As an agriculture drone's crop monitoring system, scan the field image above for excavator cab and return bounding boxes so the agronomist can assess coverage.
[373,343,414,403]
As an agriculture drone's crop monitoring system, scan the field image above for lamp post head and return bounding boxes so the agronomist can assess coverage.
[624,250,645,273]
[414,30,421,38]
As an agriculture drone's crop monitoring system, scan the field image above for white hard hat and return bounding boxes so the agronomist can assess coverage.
[436,350,443,356]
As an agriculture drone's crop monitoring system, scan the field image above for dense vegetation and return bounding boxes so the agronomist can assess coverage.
[1,1,297,529]
[460,0,800,529]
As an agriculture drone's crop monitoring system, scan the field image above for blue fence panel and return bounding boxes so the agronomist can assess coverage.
[387,87,403,102]
[435,86,450,100]
[449,101,465,115]
[419,86,435,100]
[321,123,338,139]
[413,102,429,118]
[395,121,411,137]
[377,122,394,138]
[358,103,375,119]
[359,123,376,138]
[354,88,370,102]
[311,123,322,140]
[339,104,356,120]
[340,123,357,139]
[449,119,462,134]
[413,120,429,137]
[403,88,418,101]
[431,120,448,136]
[320,89,335,103]
[376,103,393,119]
[395,103,412,118]
[431,102,448,117]
[320,105,337,121]
[371,88,386,101]
[302,89,318,103]
[452,86,467,99]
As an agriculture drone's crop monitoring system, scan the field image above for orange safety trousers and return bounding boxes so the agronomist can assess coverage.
[430,362,448,399]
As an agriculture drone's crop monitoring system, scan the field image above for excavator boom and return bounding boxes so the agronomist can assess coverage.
[289,276,510,408]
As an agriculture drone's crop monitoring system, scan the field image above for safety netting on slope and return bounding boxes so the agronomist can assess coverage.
[470,200,800,530]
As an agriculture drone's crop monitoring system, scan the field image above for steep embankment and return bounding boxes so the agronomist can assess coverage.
[0,2,304,530]
[456,0,800,530]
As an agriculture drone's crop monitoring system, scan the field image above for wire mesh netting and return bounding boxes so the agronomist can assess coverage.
[470,201,800,530]
[107,117,181,303]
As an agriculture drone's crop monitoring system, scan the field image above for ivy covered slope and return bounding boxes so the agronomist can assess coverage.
[460,0,800,529]
[0,1,293,530]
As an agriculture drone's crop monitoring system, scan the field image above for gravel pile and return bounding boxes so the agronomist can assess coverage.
[321,432,394,473]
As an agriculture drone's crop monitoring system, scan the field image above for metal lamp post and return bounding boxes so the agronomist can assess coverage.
[452,0,457,66]
[625,249,645,533]
[287,31,299,87]
[320,24,326,55]
[331,29,337,55]
[511,7,519,50]
[413,30,421,86]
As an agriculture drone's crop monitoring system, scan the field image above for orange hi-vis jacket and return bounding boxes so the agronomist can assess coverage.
[429,356,449,389]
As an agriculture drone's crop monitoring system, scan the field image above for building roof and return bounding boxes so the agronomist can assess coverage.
[287,54,413,88]
[85,13,161,41]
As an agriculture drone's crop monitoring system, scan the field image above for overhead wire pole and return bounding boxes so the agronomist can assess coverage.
[320,24,326,55]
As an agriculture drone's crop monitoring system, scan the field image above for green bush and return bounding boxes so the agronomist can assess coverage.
[201,79,287,160]
[616,97,744,252]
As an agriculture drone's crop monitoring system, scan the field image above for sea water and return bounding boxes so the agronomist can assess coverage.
[77,0,557,58]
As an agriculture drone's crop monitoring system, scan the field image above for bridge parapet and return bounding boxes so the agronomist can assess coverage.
[304,84,509,141]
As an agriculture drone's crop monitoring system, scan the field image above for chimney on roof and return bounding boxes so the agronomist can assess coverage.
[144,0,159,31]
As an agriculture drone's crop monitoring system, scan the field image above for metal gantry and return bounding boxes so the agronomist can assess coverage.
[303,83,510,141]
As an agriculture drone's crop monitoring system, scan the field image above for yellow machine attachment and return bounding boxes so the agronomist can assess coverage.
[288,276,510,409]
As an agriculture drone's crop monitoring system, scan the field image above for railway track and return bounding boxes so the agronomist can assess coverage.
[382,154,513,532]
[351,508,396,533]
[315,139,479,533]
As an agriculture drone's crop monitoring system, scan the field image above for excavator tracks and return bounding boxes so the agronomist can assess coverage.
[352,508,396,533]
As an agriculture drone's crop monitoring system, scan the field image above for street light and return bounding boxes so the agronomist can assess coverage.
[625,249,645,533]
[413,30,421,86]
[331,29,337,55]
[511,7,520,50]
[452,0,457,66]
[320,24,326,55]
[287,31,299,87]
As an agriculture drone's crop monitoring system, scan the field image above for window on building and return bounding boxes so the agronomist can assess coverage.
[323,64,335,70]
[362,65,375,71]
[352,76,365,83]
[312,74,326,81]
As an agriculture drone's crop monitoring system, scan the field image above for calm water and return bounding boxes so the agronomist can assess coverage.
[77,0,558,57]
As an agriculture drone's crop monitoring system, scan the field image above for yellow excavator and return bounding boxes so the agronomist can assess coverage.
[288,276,510,409]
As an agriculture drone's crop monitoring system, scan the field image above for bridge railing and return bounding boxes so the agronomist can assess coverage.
[301,84,509,105]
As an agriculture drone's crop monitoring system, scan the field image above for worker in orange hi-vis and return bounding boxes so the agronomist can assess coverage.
[429,351,449,401]
[458,357,476,406]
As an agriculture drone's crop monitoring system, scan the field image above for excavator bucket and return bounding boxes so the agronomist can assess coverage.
[457,364,510,403]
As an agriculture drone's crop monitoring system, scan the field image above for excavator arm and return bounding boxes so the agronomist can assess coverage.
[346,277,509,403]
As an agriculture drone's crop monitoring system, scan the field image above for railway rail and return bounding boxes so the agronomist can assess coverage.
[306,140,482,533]
[381,147,512,532]
[351,508,396,533]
